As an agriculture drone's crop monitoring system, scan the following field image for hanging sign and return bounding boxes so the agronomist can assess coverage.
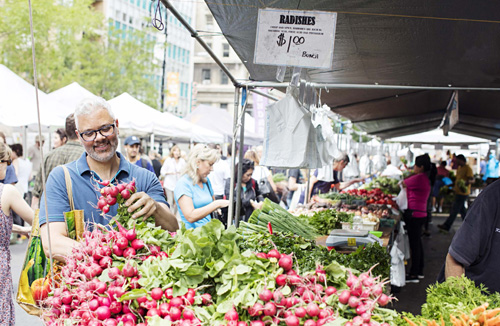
[254,8,337,69]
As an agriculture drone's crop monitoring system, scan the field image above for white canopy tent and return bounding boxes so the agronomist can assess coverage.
[47,82,97,121]
[387,129,490,145]
[0,64,64,127]
[108,93,224,143]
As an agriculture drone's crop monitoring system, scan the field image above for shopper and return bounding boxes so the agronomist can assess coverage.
[438,154,474,232]
[52,128,67,149]
[440,177,500,292]
[123,135,155,173]
[244,149,279,203]
[0,137,17,186]
[174,144,229,229]
[148,150,162,178]
[39,97,178,261]
[27,134,44,178]
[431,161,450,213]
[0,142,34,325]
[31,114,85,209]
[402,154,432,283]
[9,144,32,198]
[161,145,186,216]
[225,159,263,223]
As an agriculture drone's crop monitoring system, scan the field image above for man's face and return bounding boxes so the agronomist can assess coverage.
[76,109,118,163]
[126,144,140,160]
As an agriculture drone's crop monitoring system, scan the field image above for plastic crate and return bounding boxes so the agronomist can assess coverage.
[380,218,395,228]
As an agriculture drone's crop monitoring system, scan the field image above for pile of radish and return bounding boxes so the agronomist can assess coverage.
[39,179,398,326]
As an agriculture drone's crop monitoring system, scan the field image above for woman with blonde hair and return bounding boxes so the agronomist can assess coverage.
[174,144,229,228]
[0,142,34,324]
[160,145,186,215]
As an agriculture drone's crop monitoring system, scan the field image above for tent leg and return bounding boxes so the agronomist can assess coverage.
[234,104,246,228]
[227,88,240,228]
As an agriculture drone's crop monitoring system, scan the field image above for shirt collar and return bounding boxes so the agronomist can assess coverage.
[76,151,131,181]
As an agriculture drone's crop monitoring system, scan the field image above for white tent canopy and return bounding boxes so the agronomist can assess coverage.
[108,93,224,143]
[387,129,490,145]
[0,64,64,126]
[47,82,97,121]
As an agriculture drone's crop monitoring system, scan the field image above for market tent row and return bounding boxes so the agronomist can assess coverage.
[108,93,224,144]
[184,104,264,146]
[202,0,500,141]
[387,130,490,146]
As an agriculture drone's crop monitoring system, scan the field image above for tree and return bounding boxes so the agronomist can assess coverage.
[0,0,160,108]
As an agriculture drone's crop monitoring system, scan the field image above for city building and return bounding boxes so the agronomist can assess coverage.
[192,1,251,117]
[93,0,195,117]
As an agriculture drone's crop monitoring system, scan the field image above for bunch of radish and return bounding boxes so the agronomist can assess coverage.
[96,179,136,214]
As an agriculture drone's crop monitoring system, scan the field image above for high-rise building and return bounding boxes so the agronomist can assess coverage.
[192,1,250,116]
[93,0,195,117]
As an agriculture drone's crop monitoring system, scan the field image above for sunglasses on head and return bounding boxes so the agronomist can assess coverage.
[0,159,11,166]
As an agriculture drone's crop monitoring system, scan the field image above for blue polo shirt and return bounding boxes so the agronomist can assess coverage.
[174,174,213,229]
[135,158,155,174]
[39,152,167,227]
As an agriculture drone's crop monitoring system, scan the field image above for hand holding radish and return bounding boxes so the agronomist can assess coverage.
[124,191,157,220]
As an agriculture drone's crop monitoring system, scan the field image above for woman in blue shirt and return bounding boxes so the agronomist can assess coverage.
[175,144,229,228]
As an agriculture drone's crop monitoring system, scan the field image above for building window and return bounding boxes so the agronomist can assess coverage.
[206,42,212,49]
[122,13,127,22]
[205,14,213,29]
[222,43,230,57]
[220,103,228,110]
[202,69,211,84]
[220,70,228,85]
[129,17,133,25]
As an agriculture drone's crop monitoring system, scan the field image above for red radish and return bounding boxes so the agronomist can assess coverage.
[237,322,248,326]
[267,249,281,259]
[225,308,239,321]
[97,198,107,209]
[164,288,174,299]
[169,307,181,321]
[263,302,277,316]
[109,186,119,197]
[256,252,267,259]
[122,263,137,278]
[151,288,163,301]
[95,306,111,320]
[377,293,390,306]
[304,320,317,326]
[288,274,301,285]
[201,293,212,305]
[116,183,125,193]
[103,320,118,326]
[325,286,337,296]
[122,247,136,258]
[356,303,368,315]
[106,196,117,206]
[115,236,128,250]
[372,284,383,297]
[278,255,293,271]
[361,312,371,323]
[108,267,121,279]
[285,315,300,326]
[170,297,183,307]
[306,303,320,317]
[248,302,263,316]
[147,308,160,317]
[313,284,324,294]
[99,256,112,268]
[125,228,137,241]
[302,290,315,303]
[120,189,131,199]
[143,299,157,310]
[112,244,123,256]
[276,274,287,286]
[109,301,122,314]
[89,299,100,311]
[136,296,148,306]
[339,290,351,304]
[149,245,161,255]
[102,205,110,214]
[348,296,360,308]
[346,270,358,288]
[159,302,170,317]
[273,290,284,305]
[183,309,195,320]
[250,322,265,326]
[131,239,145,250]
[259,289,273,302]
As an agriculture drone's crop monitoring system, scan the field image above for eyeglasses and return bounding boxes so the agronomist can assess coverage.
[0,159,11,166]
[79,123,116,142]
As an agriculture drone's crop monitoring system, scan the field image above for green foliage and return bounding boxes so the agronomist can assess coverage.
[365,177,401,195]
[300,210,353,235]
[272,173,287,183]
[0,0,160,108]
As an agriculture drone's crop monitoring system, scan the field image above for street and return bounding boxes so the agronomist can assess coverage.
[10,239,44,326]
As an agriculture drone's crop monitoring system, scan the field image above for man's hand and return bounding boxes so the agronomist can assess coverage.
[124,192,157,220]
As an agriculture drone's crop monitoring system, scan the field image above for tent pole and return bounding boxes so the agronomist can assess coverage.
[249,89,279,102]
[234,105,246,228]
[242,81,500,91]
[227,88,240,227]
[160,0,240,87]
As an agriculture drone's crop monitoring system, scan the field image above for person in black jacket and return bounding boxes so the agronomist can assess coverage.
[224,159,264,223]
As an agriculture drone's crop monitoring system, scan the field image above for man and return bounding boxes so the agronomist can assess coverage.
[39,97,178,261]
[441,177,500,292]
[309,152,364,198]
[148,150,162,178]
[28,134,44,177]
[438,154,474,232]
[124,135,155,174]
[31,114,85,209]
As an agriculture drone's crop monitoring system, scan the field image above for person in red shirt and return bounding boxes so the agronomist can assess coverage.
[402,154,432,283]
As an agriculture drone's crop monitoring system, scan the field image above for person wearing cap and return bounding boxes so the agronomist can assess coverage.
[123,136,155,174]
[27,134,45,177]
[38,97,178,261]
[438,154,474,232]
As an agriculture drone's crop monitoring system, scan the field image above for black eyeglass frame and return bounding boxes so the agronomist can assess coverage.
[78,123,116,142]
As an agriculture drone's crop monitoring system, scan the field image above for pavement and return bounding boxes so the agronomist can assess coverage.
[389,213,461,315]
[8,213,460,324]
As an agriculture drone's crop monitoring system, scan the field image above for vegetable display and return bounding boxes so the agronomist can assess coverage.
[364,178,400,196]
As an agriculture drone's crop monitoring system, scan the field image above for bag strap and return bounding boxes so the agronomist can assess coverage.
[141,159,148,169]
[61,165,75,211]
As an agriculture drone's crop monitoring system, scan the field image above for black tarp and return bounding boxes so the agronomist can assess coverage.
[204,0,500,140]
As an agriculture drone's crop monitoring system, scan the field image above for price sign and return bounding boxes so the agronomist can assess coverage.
[347,238,357,247]
[254,8,337,69]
